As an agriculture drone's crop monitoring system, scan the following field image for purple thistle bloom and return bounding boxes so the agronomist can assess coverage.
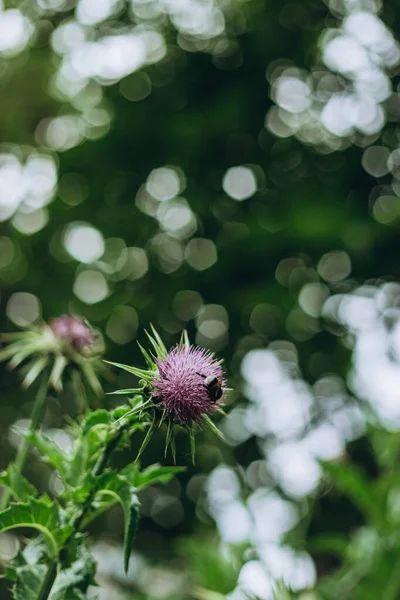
[49,315,96,351]
[151,344,225,424]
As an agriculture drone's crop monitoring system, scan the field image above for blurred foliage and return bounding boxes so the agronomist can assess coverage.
[2,0,400,598]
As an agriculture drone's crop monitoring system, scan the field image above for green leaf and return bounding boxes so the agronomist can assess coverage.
[8,537,96,600]
[108,388,144,395]
[22,536,50,565]
[12,563,47,600]
[202,415,224,440]
[135,413,156,462]
[51,539,96,600]
[145,325,168,359]
[96,474,140,573]
[112,404,134,418]
[0,498,60,557]
[28,432,70,480]
[66,410,111,487]
[104,360,152,381]
[0,464,37,502]
[178,329,190,349]
[124,463,185,489]
[164,421,173,458]
[137,342,156,369]
[67,430,103,488]
[189,428,196,465]
[321,460,385,528]
[307,533,351,558]
[80,409,112,434]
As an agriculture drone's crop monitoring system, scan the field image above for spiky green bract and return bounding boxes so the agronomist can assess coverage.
[108,328,227,463]
[0,318,110,397]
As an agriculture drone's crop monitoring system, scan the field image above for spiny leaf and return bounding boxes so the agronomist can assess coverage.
[0,464,37,502]
[135,413,156,462]
[137,342,156,369]
[178,329,190,349]
[170,429,177,465]
[107,388,144,395]
[158,409,167,428]
[68,426,106,487]
[96,474,140,573]
[164,421,173,458]
[0,497,60,557]
[145,325,168,359]
[22,536,51,565]
[80,409,112,434]
[104,360,152,380]
[112,404,135,419]
[28,432,70,480]
[50,539,96,600]
[11,563,47,600]
[203,415,224,440]
[124,463,185,489]
[189,428,196,465]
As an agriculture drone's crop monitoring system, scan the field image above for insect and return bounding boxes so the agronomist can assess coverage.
[197,372,223,402]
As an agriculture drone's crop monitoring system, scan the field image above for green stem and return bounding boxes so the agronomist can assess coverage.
[71,369,86,414]
[36,561,58,600]
[0,372,48,510]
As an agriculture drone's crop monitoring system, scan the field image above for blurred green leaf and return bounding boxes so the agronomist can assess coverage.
[124,463,185,489]
[11,563,47,600]
[321,460,385,528]
[29,432,70,480]
[50,539,96,600]
[0,464,37,502]
[0,498,61,556]
[95,473,139,574]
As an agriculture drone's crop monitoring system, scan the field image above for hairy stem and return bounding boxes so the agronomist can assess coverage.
[0,372,48,510]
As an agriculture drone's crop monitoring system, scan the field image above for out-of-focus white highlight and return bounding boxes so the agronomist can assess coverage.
[0,9,33,56]
[73,270,109,304]
[64,223,105,263]
[222,166,257,201]
[0,153,57,223]
[6,292,41,326]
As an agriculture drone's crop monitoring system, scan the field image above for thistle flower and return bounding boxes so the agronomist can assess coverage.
[0,315,109,510]
[152,344,225,424]
[107,327,227,463]
[0,315,107,395]
[49,315,102,356]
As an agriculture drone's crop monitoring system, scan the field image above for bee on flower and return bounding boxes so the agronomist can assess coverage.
[107,327,227,463]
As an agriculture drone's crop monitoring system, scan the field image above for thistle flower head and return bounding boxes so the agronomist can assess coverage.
[108,326,228,463]
[49,315,99,353]
[152,344,225,424]
[0,315,108,395]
